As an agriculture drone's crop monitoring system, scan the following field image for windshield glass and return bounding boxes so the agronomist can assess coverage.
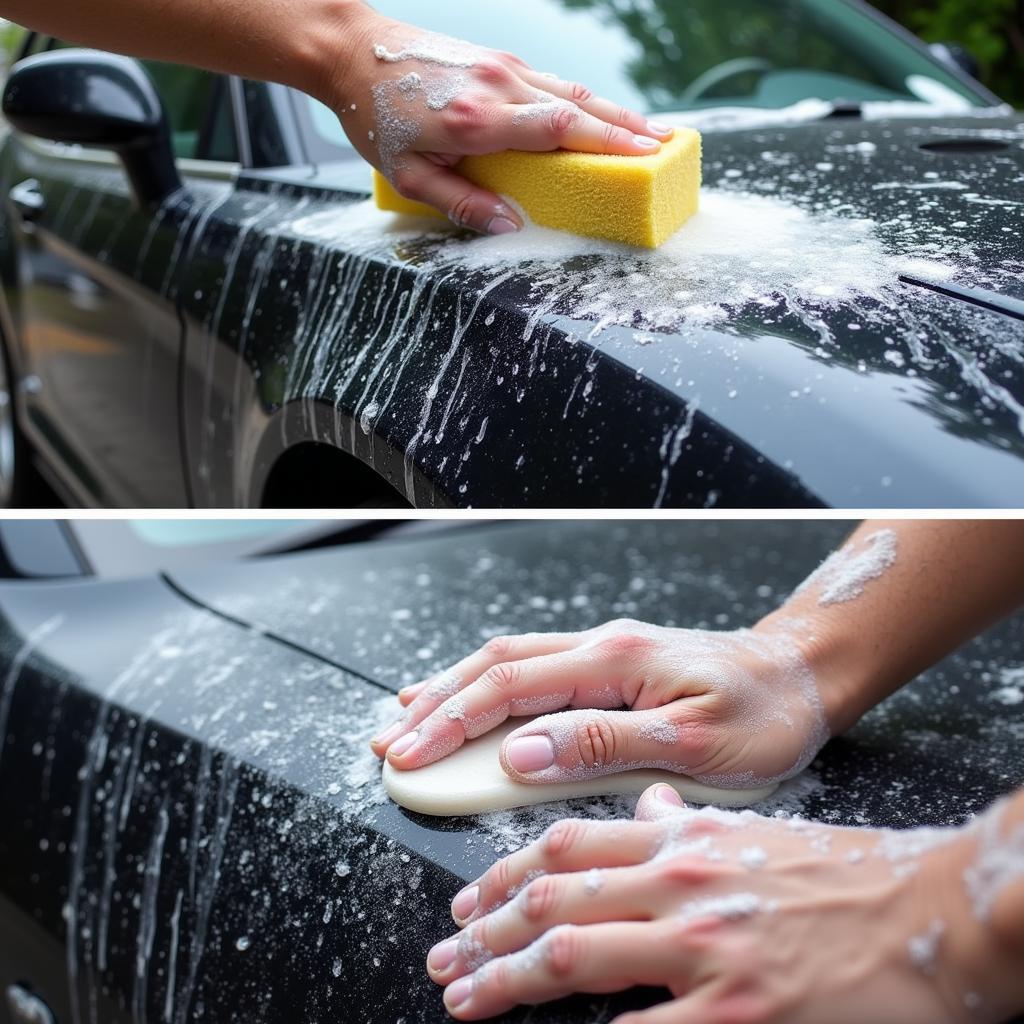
[306,0,990,151]
[128,521,305,547]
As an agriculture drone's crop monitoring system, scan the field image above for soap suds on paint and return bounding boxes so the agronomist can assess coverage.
[992,667,1024,707]
[795,529,898,606]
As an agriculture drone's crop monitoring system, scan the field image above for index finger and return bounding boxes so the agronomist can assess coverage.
[371,632,582,757]
[519,72,673,141]
[385,646,615,770]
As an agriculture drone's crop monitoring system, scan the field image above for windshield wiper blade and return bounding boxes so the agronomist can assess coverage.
[821,102,864,119]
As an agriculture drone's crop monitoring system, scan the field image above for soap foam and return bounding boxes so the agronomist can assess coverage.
[679,892,769,923]
[795,529,898,606]
[907,918,945,975]
[964,797,1024,921]
[373,33,480,69]
[371,187,959,337]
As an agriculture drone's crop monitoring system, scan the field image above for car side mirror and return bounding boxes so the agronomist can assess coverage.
[928,42,981,81]
[1,49,183,208]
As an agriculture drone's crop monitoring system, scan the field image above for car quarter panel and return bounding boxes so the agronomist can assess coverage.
[177,176,816,509]
[178,115,1024,509]
[0,572,654,1024]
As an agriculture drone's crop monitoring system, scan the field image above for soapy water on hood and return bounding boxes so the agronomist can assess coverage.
[300,187,957,337]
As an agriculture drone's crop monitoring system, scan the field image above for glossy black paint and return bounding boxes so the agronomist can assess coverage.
[0,32,1021,507]
[2,50,182,208]
[0,522,1023,1023]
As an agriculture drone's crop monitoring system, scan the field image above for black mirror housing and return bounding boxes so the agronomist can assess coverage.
[2,49,183,208]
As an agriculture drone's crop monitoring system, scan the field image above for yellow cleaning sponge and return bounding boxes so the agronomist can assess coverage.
[373,129,702,250]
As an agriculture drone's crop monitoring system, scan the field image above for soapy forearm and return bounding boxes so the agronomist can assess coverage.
[758,520,1024,733]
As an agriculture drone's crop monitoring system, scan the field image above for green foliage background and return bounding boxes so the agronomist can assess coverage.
[873,0,1024,107]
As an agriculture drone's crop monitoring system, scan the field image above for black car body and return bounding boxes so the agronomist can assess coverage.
[1,520,1023,1023]
[0,2,1021,509]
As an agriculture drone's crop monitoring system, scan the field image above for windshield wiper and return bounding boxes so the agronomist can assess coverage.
[822,102,864,119]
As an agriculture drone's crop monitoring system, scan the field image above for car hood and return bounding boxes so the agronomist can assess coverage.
[164,518,1024,840]
[300,114,1024,507]
[167,518,1024,815]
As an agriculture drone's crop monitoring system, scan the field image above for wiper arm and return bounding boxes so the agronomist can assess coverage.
[821,101,864,119]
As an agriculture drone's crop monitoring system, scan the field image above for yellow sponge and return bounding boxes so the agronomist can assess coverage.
[372,129,702,249]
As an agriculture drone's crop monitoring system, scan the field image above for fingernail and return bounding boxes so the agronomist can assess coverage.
[445,976,474,1012]
[452,884,479,922]
[647,120,673,135]
[486,216,521,235]
[399,683,426,699]
[657,784,684,807]
[373,721,407,747]
[507,735,555,773]
[389,731,418,757]
[428,938,459,973]
[634,135,660,149]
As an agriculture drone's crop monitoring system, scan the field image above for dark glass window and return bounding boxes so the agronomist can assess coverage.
[200,77,242,163]
[141,62,223,160]
[243,81,290,167]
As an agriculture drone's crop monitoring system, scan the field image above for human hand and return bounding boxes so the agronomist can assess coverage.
[372,620,830,789]
[326,6,672,234]
[425,787,1010,1023]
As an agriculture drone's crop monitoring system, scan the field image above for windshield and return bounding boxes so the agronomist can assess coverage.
[127,521,306,547]
[305,0,991,151]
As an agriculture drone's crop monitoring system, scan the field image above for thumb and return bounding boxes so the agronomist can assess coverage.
[634,783,690,822]
[499,708,701,784]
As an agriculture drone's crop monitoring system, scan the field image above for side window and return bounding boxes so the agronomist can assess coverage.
[202,78,241,163]
[39,40,239,163]
[141,62,239,162]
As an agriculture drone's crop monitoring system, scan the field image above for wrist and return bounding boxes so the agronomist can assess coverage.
[288,0,378,108]
[752,606,877,735]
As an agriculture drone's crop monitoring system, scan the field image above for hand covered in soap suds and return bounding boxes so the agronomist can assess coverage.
[425,786,1024,1023]
[373,521,1024,789]
[328,6,672,234]
[372,619,830,789]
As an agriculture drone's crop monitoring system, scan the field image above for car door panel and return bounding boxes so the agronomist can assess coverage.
[0,138,203,507]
